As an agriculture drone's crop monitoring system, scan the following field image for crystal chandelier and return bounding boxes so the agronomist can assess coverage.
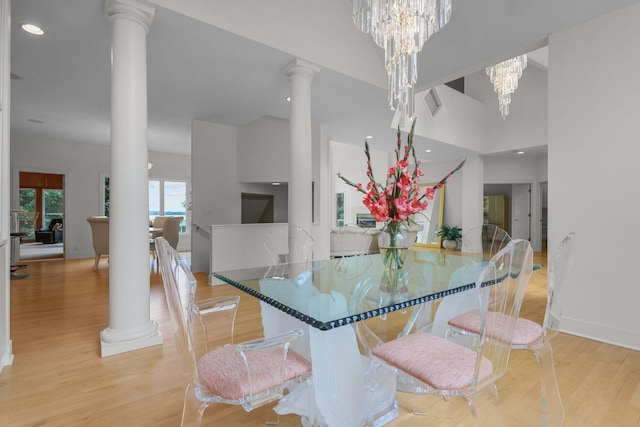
[486,55,528,119]
[353,0,452,123]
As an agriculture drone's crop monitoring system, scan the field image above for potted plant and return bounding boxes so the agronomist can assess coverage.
[437,225,462,250]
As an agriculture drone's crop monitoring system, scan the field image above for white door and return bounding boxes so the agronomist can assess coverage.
[511,184,531,240]
[1,0,13,372]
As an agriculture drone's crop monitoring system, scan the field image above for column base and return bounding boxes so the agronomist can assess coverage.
[208,273,224,286]
[1,340,14,373]
[100,320,163,357]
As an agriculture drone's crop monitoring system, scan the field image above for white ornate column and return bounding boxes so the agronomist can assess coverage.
[282,59,319,261]
[102,0,161,357]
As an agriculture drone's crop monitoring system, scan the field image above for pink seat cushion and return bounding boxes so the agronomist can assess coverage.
[372,332,493,390]
[197,345,311,400]
[448,310,543,346]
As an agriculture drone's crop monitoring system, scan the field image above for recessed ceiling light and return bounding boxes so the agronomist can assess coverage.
[272,182,280,186]
[516,151,525,155]
[286,96,291,102]
[365,135,373,139]
[425,149,432,153]
[21,23,45,36]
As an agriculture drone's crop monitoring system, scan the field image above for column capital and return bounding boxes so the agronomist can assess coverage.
[282,58,320,80]
[105,0,155,34]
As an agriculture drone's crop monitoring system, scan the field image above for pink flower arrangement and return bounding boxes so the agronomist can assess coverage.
[338,119,465,225]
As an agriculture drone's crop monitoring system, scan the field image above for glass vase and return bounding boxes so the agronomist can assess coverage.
[378,222,410,301]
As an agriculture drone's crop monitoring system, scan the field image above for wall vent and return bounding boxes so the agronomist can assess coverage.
[423,88,442,117]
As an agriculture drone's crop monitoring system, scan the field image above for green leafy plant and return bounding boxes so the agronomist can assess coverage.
[437,225,462,241]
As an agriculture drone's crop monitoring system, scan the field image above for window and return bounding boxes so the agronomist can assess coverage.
[43,189,64,226]
[19,188,36,238]
[336,192,345,227]
[102,177,189,233]
[149,179,188,233]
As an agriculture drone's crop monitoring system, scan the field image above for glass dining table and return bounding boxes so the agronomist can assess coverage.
[213,248,489,427]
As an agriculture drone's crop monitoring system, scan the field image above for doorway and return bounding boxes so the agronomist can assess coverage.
[483,182,532,240]
[18,171,64,260]
[241,193,274,223]
[484,182,546,252]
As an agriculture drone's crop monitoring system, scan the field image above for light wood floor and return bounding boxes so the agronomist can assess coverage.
[2,252,640,426]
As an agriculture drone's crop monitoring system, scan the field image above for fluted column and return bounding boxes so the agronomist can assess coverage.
[102,0,161,357]
[282,59,319,262]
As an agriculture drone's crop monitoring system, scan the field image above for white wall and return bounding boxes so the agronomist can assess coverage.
[237,115,322,225]
[191,120,240,273]
[548,3,640,350]
[191,118,326,273]
[466,63,549,154]
[484,154,548,184]
[10,135,190,259]
[408,61,549,247]
[330,140,389,226]
[412,84,488,153]
[420,157,469,231]
[237,116,290,183]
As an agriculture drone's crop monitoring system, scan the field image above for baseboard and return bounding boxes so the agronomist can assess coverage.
[561,316,640,351]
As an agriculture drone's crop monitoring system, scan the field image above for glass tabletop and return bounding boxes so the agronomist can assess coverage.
[213,248,489,330]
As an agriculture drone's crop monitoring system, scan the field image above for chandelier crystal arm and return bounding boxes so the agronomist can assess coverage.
[353,0,452,123]
[486,54,528,119]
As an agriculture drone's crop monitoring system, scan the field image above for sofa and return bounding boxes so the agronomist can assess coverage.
[330,225,422,258]
[330,226,381,257]
[35,218,63,244]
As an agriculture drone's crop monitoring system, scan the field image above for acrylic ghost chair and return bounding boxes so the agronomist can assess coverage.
[342,259,433,426]
[515,232,575,426]
[448,224,512,325]
[349,262,433,396]
[445,227,536,340]
[447,233,576,426]
[461,224,512,260]
[332,226,376,291]
[263,224,314,278]
[154,236,312,426]
[365,239,533,424]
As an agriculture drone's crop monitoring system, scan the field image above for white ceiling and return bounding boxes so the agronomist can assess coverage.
[10,0,640,162]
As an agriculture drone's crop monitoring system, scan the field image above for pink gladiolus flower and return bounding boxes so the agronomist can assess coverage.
[424,187,435,200]
[336,119,465,228]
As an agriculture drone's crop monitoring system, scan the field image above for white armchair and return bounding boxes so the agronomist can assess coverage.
[86,216,109,271]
